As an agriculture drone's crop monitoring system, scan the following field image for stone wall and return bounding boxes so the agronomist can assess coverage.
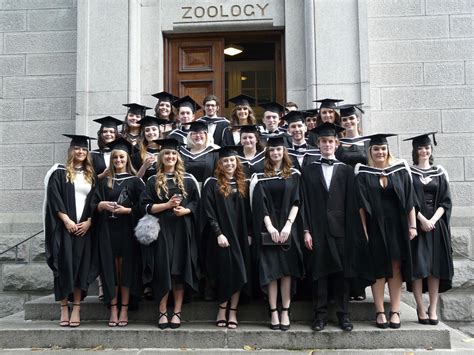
[0,0,77,316]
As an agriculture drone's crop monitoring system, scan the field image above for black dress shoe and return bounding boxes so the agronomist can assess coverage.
[375,311,388,329]
[389,311,401,329]
[338,315,353,331]
[417,309,429,325]
[311,319,326,331]
[428,306,439,325]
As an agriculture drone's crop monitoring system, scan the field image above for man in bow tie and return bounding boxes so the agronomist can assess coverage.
[301,122,366,332]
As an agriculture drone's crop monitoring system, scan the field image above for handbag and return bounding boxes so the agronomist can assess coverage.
[261,232,291,247]
[134,214,160,245]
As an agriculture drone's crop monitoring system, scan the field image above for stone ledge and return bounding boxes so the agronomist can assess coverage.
[440,288,474,321]
[2,264,53,291]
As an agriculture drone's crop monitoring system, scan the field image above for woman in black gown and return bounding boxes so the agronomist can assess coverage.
[121,103,151,149]
[355,134,417,329]
[93,138,145,327]
[221,94,257,146]
[152,91,178,137]
[250,136,304,331]
[238,125,265,177]
[44,134,96,327]
[202,146,252,329]
[404,132,453,325]
[91,116,122,180]
[139,138,201,329]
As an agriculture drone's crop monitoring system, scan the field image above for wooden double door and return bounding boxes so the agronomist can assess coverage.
[164,32,284,117]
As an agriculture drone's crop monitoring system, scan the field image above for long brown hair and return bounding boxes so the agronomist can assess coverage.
[230,105,256,128]
[97,126,119,150]
[214,156,247,198]
[316,109,341,126]
[65,147,95,185]
[263,147,293,179]
[107,149,137,188]
[154,150,187,199]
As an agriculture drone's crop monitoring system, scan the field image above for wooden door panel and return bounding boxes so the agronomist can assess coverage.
[179,46,214,72]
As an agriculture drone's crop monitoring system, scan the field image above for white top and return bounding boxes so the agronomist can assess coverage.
[74,171,92,221]
[321,155,336,190]
[104,151,111,168]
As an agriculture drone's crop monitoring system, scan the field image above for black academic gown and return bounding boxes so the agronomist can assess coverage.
[197,116,229,147]
[44,165,95,301]
[139,173,201,302]
[168,127,189,145]
[355,161,414,282]
[91,174,145,304]
[221,127,239,147]
[407,165,453,293]
[335,138,369,168]
[131,147,159,183]
[238,151,265,177]
[301,160,372,284]
[249,169,304,294]
[202,177,252,302]
[90,148,111,176]
[287,141,321,171]
[180,146,218,187]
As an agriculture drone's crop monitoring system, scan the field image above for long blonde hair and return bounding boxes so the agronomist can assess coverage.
[65,147,95,185]
[154,150,187,199]
[107,149,137,188]
[367,145,395,168]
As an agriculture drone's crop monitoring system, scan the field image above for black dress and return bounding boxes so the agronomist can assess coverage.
[407,166,453,293]
[250,169,304,293]
[202,177,252,302]
[180,146,218,187]
[355,161,414,281]
[139,173,201,302]
[335,138,368,168]
[91,173,145,303]
[44,164,95,301]
[131,147,159,183]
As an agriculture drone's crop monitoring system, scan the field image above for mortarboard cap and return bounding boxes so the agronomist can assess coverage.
[309,122,345,137]
[122,103,151,116]
[152,91,178,103]
[139,115,169,127]
[302,109,319,118]
[106,137,133,155]
[265,135,286,147]
[313,98,344,109]
[260,101,284,114]
[228,94,256,107]
[215,145,242,159]
[338,103,365,117]
[63,134,96,148]
[172,95,201,113]
[403,131,437,147]
[154,138,182,151]
[188,121,208,132]
[93,116,123,129]
[237,125,259,134]
[364,133,397,146]
[283,110,305,125]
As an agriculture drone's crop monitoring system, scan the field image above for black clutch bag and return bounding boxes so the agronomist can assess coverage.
[261,232,291,247]
[117,186,131,208]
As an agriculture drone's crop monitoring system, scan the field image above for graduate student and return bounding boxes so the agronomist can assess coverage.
[121,103,151,148]
[250,136,304,331]
[139,138,201,329]
[198,95,229,147]
[236,124,265,177]
[403,132,453,325]
[284,111,321,171]
[92,138,145,327]
[152,91,178,136]
[44,134,96,328]
[168,95,201,145]
[301,123,369,332]
[91,116,123,180]
[355,134,417,329]
[314,98,343,126]
[202,146,252,329]
[222,94,257,146]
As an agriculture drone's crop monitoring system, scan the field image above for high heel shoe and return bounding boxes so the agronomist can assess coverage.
[158,311,169,329]
[389,311,401,329]
[227,307,238,329]
[269,307,280,330]
[215,304,227,327]
[417,308,429,325]
[375,311,388,329]
[69,303,81,328]
[169,312,181,329]
[59,303,69,327]
[108,303,118,327]
[280,307,290,331]
[118,304,128,327]
[428,306,439,325]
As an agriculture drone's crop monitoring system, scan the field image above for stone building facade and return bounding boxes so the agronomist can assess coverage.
[0,0,472,320]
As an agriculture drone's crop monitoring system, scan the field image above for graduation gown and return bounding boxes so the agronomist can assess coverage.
[335,138,369,168]
[44,164,95,301]
[139,173,201,302]
[407,165,453,293]
[238,150,265,177]
[90,148,111,176]
[287,141,321,171]
[131,147,159,183]
[168,127,189,145]
[355,160,414,282]
[301,160,372,284]
[249,169,304,293]
[91,173,145,303]
[221,127,240,147]
[202,177,252,302]
[197,116,229,147]
[180,146,218,186]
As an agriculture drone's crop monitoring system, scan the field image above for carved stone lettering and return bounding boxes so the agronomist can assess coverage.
[181,3,269,20]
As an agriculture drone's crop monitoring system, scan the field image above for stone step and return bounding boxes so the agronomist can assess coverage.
[452,257,474,289]
[439,288,474,322]
[25,294,391,323]
[0,312,452,350]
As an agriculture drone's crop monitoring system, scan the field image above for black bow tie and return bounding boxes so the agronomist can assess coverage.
[321,158,337,166]
[293,144,307,150]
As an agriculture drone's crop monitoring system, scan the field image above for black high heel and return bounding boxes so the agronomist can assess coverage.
[280,307,290,331]
[269,307,280,330]
[428,306,439,325]
[417,308,429,325]
[59,303,69,327]
[69,303,81,328]
[227,307,238,329]
[216,304,227,327]
[169,312,181,329]
[158,311,169,329]
[389,311,401,329]
[108,303,118,327]
[375,311,388,329]
[118,304,128,327]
